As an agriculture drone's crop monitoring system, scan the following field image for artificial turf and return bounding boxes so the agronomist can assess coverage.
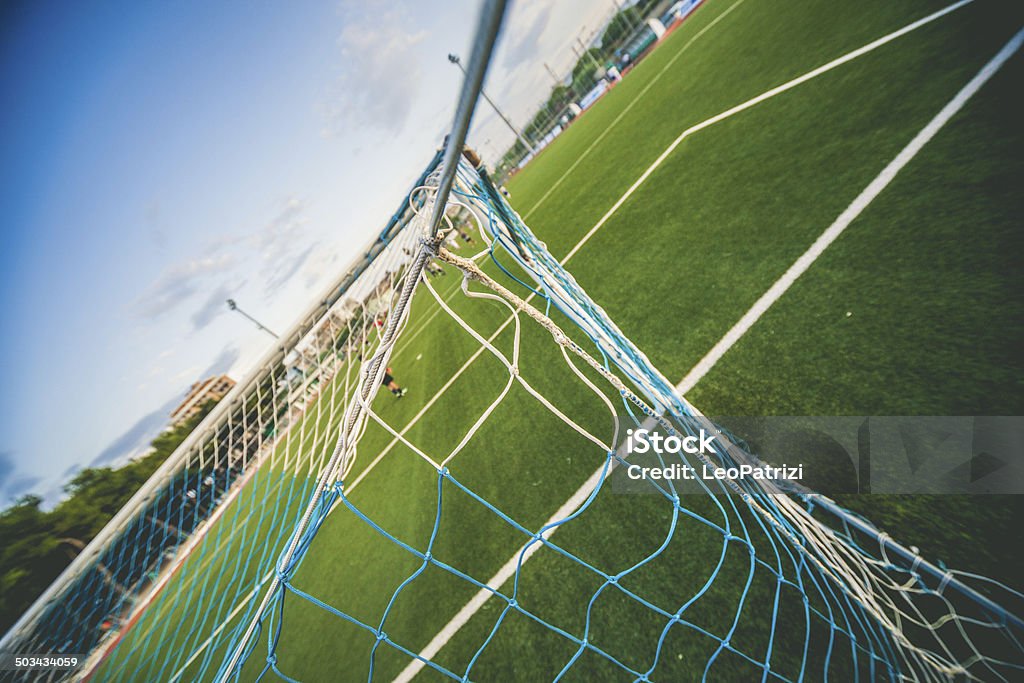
[93,0,1023,679]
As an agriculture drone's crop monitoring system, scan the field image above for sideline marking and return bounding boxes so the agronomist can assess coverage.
[522,0,749,220]
[560,0,975,265]
[678,24,1022,394]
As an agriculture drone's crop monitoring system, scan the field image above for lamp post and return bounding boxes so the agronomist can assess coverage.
[543,62,561,85]
[447,53,536,156]
[575,31,602,72]
[610,0,639,33]
[226,298,279,339]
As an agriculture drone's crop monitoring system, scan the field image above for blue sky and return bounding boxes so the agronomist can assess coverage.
[0,0,617,505]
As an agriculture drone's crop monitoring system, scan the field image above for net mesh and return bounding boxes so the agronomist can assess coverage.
[0,154,445,682]
[216,155,1023,682]
[2,152,1022,682]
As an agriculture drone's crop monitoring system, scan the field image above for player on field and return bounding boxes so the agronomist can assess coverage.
[381,366,407,397]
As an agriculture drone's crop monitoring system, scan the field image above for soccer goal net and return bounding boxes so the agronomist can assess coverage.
[0,152,446,682]
[202,148,1022,682]
[3,2,1022,681]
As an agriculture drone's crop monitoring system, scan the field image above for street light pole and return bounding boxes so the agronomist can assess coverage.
[610,0,639,33]
[543,62,561,85]
[576,35,602,72]
[448,53,536,156]
[226,299,279,339]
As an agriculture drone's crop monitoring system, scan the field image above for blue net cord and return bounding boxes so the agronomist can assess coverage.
[207,156,1024,682]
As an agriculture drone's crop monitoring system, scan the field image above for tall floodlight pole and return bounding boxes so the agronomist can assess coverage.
[543,61,561,84]
[610,0,639,33]
[448,53,536,156]
[576,35,602,71]
[226,298,279,339]
[571,43,583,65]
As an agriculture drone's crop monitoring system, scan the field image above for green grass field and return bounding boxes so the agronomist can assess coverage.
[94,0,1024,679]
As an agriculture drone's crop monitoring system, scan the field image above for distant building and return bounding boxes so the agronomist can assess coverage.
[170,375,235,427]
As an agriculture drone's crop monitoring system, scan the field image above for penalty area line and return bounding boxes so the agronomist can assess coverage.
[394,21,1022,682]
[559,0,976,265]
[521,0,749,221]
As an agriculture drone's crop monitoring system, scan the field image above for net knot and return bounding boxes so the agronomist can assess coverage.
[937,570,954,596]
[877,532,893,564]
[419,235,440,254]
[910,549,923,575]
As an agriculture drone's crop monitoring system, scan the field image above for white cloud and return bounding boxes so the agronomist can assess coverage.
[264,242,318,295]
[256,197,306,250]
[499,1,556,71]
[251,198,316,296]
[133,253,236,319]
[319,3,427,136]
[301,245,342,290]
[191,282,233,331]
[134,195,318,327]
[200,344,241,378]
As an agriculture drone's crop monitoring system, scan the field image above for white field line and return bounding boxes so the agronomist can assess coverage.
[559,0,975,265]
[176,1,981,674]
[394,20,1021,683]
[170,582,261,681]
[390,279,462,361]
[345,0,981,519]
[678,24,1024,393]
[521,0,750,221]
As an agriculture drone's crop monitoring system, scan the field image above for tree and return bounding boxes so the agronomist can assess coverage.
[547,84,574,112]
[602,7,642,49]
[0,399,219,632]
[571,47,604,94]
[0,496,66,632]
